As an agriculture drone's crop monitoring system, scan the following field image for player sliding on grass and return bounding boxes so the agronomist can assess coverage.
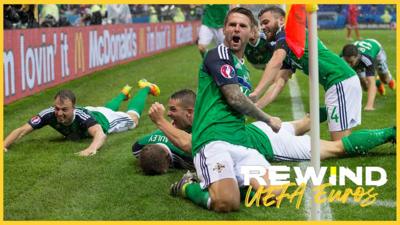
[4,79,160,156]
[244,26,294,107]
[341,39,396,111]
[135,89,395,210]
[250,6,362,141]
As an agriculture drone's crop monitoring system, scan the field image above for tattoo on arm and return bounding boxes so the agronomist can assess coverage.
[220,84,271,123]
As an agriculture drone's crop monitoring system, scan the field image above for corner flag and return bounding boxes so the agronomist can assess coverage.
[285,4,306,59]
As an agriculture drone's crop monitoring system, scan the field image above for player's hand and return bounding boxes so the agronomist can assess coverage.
[75,148,97,157]
[267,116,282,133]
[4,147,8,153]
[148,102,166,125]
[249,92,258,103]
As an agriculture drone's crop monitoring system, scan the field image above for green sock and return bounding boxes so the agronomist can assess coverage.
[319,106,327,123]
[127,87,150,116]
[183,182,210,209]
[104,93,126,111]
[342,127,395,155]
[240,186,256,201]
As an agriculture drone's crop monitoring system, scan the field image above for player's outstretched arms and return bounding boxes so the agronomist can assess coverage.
[4,123,34,152]
[256,69,292,108]
[76,124,106,156]
[148,102,192,152]
[251,48,287,100]
[220,84,281,132]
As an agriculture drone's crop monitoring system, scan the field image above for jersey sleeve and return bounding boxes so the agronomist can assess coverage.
[360,55,375,77]
[274,27,290,53]
[203,45,239,86]
[75,109,98,129]
[28,107,54,129]
[132,141,144,158]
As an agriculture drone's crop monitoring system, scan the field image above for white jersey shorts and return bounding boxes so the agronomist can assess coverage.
[84,106,136,134]
[198,25,224,46]
[375,48,390,75]
[325,75,362,132]
[251,121,311,161]
[194,141,270,189]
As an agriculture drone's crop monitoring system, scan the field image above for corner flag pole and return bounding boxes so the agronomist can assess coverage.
[306,4,321,221]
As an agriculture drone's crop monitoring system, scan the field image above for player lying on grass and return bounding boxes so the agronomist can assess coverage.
[250,6,362,141]
[133,89,395,174]
[341,39,396,111]
[132,89,195,174]
[4,79,160,156]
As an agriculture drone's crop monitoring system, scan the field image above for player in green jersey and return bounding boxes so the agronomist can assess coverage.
[186,7,283,213]
[245,29,294,107]
[341,39,395,110]
[142,89,395,209]
[251,6,362,141]
[132,89,195,175]
[4,80,160,156]
[198,4,230,57]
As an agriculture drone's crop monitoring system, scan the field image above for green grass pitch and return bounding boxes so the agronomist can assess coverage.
[3,29,396,220]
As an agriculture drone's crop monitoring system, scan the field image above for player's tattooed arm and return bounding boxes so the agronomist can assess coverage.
[220,84,282,132]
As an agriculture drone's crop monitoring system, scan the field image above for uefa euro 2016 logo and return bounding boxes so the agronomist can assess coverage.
[240,166,387,208]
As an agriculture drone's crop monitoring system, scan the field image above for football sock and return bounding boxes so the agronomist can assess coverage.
[183,182,211,209]
[342,127,396,155]
[104,93,126,111]
[127,87,150,116]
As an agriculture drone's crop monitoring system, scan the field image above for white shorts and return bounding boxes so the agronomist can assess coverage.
[84,106,136,134]
[325,75,362,132]
[251,121,311,161]
[375,48,390,75]
[194,141,270,189]
[198,25,224,46]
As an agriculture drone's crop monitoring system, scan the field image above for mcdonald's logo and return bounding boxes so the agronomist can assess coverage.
[75,31,85,73]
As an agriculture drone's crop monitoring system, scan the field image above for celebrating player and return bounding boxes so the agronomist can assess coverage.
[4,79,160,156]
[251,6,362,141]
[341,39,395,110]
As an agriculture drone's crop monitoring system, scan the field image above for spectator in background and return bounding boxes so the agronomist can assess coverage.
[40,4,60,27]
[4,4,39,29]
[106,4,132,24]
[148,6,159,23]
[173,7,185,22]
[346,4,361,41]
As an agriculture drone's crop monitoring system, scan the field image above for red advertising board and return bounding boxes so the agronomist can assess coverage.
[3,21,201,104]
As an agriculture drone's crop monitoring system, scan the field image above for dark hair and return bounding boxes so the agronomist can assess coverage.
[54,89,76,105]
[258,5,286,18]
[139,144,171,175]
[342,44,359,57]
[224,7,257,28]
[169,89,196,108]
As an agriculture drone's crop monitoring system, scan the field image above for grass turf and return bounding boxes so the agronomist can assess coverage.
[3,29,396,220]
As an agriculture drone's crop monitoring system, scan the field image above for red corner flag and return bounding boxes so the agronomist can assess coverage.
[285,4,306,59]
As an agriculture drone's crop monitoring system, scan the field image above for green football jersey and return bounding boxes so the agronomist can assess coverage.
[353,39,382,59]
[86,110,110,133]
[276,29,356,91]
[245,123,274,161]
[133,130,193,169]
[202,4,229,28]
[192,44,253,155]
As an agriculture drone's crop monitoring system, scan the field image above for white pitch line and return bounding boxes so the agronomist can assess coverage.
[288,76,333,221]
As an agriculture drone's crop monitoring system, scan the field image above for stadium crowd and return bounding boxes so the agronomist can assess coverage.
[4,4,204,29]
